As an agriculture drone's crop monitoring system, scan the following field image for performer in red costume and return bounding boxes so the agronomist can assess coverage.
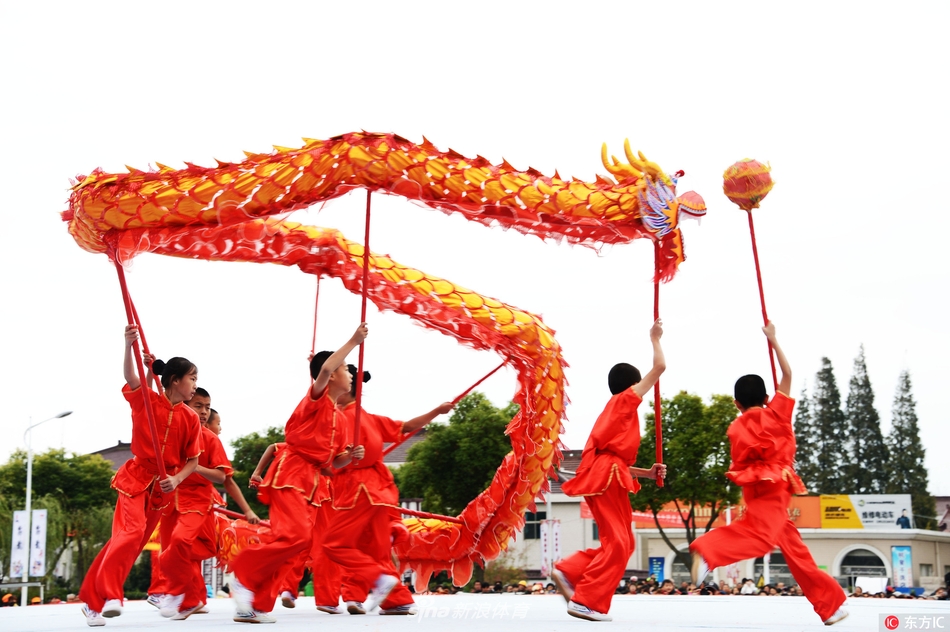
[325,366,454,614]
[248,441,340,612]
[80,325,201,627]
[553,319,667,622]
[154,389,234,619]
[689,323,849,626]
[229,323,367,624]
[147,392,261,614]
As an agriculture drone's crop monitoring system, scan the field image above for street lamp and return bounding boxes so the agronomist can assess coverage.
[21,411,72,606]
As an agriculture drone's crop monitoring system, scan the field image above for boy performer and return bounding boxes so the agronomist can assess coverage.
[155,388,233,619]
[689,323,848,626]
[553,319,667,622]
[229,323,366,623]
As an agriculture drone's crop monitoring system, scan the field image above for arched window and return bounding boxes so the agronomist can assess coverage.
[753,552,793,586]
[840,548,887,577]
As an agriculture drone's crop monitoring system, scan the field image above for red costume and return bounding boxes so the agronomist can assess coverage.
[275,475,342,606]
[231,387,344,613]
[156,425,232,610]
[556,388,641,614]
[321,403,412,608]
[80,385,201,612]
[690,393,846,622]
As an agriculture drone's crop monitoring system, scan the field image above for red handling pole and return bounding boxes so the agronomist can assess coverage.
[114,259,167,480]
[353,190,372,445]
[653,242,664,488]
[746,211,779,392]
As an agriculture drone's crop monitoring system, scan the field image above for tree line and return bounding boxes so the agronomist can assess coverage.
[794,348,936,527]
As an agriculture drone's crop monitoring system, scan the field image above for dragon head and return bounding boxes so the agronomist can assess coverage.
[600,140,707,238]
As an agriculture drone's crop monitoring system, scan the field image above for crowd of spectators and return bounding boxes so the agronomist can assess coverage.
[453,574,947,601]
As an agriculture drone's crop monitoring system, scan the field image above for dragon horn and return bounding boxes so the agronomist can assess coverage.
[624,139,647,171]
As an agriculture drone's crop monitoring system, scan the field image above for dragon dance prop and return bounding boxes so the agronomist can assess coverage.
[723,159,777,391]
[63,132,705,588]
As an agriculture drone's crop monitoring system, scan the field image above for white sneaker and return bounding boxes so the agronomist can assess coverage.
[171,604,204,620]
[234,610,276,624]
[567,601,612,622]
[280,590,296,609]
[346,601,366,615]
[317,604,344,614]
[81,605,106,627]
[101,599,123,618]
[823,608,849,626]
[552,569,575,604]
[231,577,254,613]
[364,574,399,612]
[379,603,417,615]
[691,554,710,585]
[159,593,183,618]
[146,593,164,609]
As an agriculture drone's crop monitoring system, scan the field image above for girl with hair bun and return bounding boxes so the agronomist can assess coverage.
[80,325,202,627]
[230,322,368,624]
[321,365,455,615]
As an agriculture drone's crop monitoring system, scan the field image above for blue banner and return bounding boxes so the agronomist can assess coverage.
[648,556,665,582]
[891,545,912,590]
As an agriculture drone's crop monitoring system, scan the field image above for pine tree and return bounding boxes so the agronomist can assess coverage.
[811,358,849,494]
[845,346,889,493]
[885,370,937,529]
[793,387,820,490]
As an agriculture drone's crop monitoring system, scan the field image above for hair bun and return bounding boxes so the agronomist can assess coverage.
[151,359,166,375]
[362,370,371,384]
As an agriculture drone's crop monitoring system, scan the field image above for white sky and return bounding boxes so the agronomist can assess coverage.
[1,1,947,497]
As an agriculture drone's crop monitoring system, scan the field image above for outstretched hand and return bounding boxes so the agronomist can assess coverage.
[650,318,663,340]
[124,324,140,346]
[762,321,777,342]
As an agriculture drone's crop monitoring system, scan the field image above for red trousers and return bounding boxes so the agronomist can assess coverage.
[79,489,162,612]
[232,487,318,612]
[310,504,343,606]
[690,481,846,621]
[321,494,405,603]
[556,481,633,614]
[158,509,217,609]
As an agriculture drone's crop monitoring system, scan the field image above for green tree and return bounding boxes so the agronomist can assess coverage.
[229,426,285,520]
[845,346,889,493]
[396,392,517,516]
[0,449,117,587]
[793,387,820,489]
[630,392,741,571]
[811,358,849,494]
[885,370,936,529]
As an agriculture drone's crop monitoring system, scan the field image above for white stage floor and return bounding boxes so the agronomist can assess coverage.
[1,594,946,631]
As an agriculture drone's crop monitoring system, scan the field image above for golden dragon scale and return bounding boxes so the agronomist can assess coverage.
[62,132,705,587]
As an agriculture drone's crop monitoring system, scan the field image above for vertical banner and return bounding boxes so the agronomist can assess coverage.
[10,510,28,580]
[649,556,665,582]
[29,509,47,577]
[891,546,912,591]
[539,520,550,577]
[551,520,561,565]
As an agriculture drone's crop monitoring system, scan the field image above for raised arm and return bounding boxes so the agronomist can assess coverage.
[123,325,142,390]
[402,402,455,433]
[763,322,791,395]
[310,323,368,399]
[632,319,666,399]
